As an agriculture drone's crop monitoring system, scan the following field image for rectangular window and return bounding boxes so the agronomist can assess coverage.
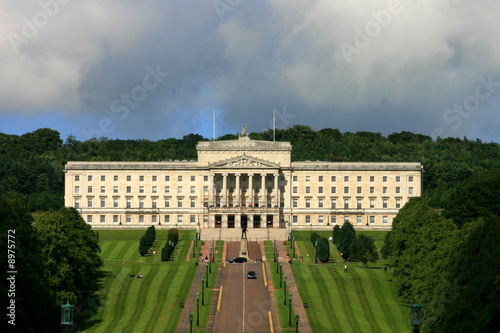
[139,186,144,194]
[383,216,388,223]
[370,198,375,208]
[331,186,336,194]
[344,199,349,209]
[178,186,183,194]
[383,198,388,208]
[357,199,362,209]
[292,198,298,208]
[140,175,144,181]
[126,186,131,194]
[409,187,414,195]
[113,197,119,208]
[331,199,337,209]
[190,198,196,208]
[74,198,80,208]
[165,186,170,193]
[395,187,400,194]
[318,186,323,194]
[357,187,362,194]
[357,216,362,224]
[75,175,80,182]
[100,215,105,223]
[292,215,298,224]
[177,198,183,208]
[178,175,183,182]
[396,198,401,209]
[126,215,131,223]
[152,215,157,223]
[319,176,323,182]
[152,186,157,194]
[305,187,311,194]
[305,176,310,182]
[331,215,337,224]
[383,187,388,194]
[87,198,93,208]
[331,176,336,182]
[190,215,196,223]
[293,176,298,182]
[344,176,349,182]
[191,175,195,182]
[164,215,170,223]
[409,176,414,182]
[305,198,311,208]
[101,186,106,194]
[177,215,183,223]
[396,176,400,182]
[293,186,298,194]
[383,176,388,182]
[370,216,375,224]
[126,198,132,208]
[88,186,93,193]
[370,176,375,182]
[344,216,350,223]
[152,198,157,208]
[318,198,324,208]
[203,186,208,195]
[139,198,145,209]
[305,215,311,223]
[190,186,195,194]
[113,215,119,223]
[204,175,208,182]
[88,175,93,181]
[101,175,105,181]
[152,175,157,181]
[75,186,80,194]
[139,215,144,223]
[165,175,170,181]
[344,187,349,194]
[357,176,362,182]
[318,215,324,224]
[114,175,118,181]
[370,187,375,194]
[100,197,106,208]
[113,186,118,194]
[127,175,131,181]
[87,215,92,223]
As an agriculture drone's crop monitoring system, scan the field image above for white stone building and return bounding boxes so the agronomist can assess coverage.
[64,135,422,230]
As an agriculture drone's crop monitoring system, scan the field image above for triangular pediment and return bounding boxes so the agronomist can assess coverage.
[209,154,280,169]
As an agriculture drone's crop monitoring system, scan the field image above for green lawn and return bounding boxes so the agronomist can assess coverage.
[80,230,197,333]
[290,230,410,332]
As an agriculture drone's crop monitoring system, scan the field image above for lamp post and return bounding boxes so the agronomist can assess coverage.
[201,275,205,305]
[288,293,293,326]
[205,262,209,287]
[314,240,318,264]
[295,315,299,332]
[292,235,295,258]
[196,293,200,326]
[193,236,196,258]
[283,275,287,305]
[279,261,283,287]
[169,240,174,261]
[61,299,74,332]
[410,304,423,333]
[189,314,193,333]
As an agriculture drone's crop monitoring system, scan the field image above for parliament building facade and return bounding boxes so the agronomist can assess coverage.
[64,135,423,230]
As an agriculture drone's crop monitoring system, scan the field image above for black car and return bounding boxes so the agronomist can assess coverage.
[229,257,247,263]
[247,271,257,279]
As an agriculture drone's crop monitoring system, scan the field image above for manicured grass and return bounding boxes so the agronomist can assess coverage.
[269,261,296,329]
[80,230,197,333]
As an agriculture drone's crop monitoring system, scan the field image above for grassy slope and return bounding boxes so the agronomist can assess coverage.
[81,230,196,333]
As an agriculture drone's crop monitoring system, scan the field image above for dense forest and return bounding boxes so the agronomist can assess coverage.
[1,126,499,211]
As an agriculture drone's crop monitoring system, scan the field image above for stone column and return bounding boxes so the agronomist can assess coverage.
[248,173,254,206]
[274,172,279,208]
[209,173,215,206]
[260,173,266,208]
[222,173,228,207]
[235,173,241,207]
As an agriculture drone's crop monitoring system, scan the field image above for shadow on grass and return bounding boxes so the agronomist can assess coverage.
[75,270,112,331]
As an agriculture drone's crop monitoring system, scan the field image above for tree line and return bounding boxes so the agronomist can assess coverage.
[1,126,499,211]
[381,169,500,332]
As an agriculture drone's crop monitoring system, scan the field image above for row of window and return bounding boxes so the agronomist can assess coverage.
[86,214,198,224]
[76,196,404,209]
[294,175,414,183]
[75,184,414,196]
[292,215,390,224]
[76,175,202,182]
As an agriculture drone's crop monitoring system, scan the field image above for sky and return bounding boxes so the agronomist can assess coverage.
[1,0,499,143]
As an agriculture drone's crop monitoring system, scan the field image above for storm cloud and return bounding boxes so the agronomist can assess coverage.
[1,0,499,141]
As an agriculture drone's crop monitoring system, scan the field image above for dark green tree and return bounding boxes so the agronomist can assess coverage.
[348,234,379,268]
[380,231,393,260]
[316,237,330,263]
[0,198,58,332]
[336,221,356,259]
[35,207,103,304]
[332,225,341,244]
